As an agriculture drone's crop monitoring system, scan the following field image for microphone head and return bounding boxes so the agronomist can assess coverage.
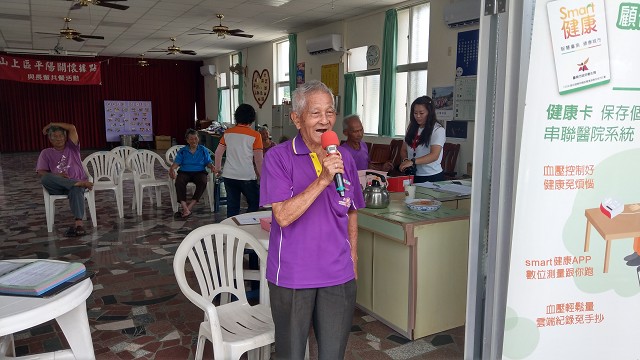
[321,130,340,149]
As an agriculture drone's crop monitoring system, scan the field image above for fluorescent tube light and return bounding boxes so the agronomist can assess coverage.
[2,48,98,57]
[2,48,53,55]
[63,50,98,57]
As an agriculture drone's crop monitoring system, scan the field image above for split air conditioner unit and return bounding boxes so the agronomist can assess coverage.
[200,65,216,77]
[443,0,481,28]
[306,34,342,55]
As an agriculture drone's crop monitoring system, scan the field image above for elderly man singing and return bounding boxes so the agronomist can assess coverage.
[260,80,365,360]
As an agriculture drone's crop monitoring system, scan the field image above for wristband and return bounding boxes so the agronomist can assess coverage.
[411,158,416,166]
[402,158,409,162]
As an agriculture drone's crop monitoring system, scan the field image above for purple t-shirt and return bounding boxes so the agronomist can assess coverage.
[36,139,87,181]
[339,141,369,170]
[260,135,365,289]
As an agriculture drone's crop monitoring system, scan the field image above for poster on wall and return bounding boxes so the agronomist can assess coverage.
[456,29,479,77]
[445,121,467,139]
[453,76,476,121]
[104,101,153,142]
[432,86,454,121]
[296,62,305,87]
[320,63,339,95]
[252,69,271,109]
[503,1,640,359]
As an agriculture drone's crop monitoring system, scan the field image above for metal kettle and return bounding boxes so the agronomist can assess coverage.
[363,172,390,209]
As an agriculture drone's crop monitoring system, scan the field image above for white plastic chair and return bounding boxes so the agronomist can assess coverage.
[126,150,177,216]
[43,186,97,233]
[173,224,274,360]
[164,145,183,165]
[82,151,124,218]
[165,145,215,213]
[110,145,136,183]
[110,145,140,209]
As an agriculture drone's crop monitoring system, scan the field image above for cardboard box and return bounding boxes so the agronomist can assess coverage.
[155,135,171,150]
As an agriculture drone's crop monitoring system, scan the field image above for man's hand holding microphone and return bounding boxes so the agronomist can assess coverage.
[320,130,346,197]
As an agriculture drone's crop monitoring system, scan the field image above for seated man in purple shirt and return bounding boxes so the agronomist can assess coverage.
[36,122,93,237]
[339,114,393,172]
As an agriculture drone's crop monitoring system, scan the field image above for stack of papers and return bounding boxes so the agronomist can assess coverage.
[233,213,271,225]
[414,181,472,196]
[0,260,86,296]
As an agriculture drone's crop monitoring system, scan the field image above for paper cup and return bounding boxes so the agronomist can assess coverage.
[404,185,416,200]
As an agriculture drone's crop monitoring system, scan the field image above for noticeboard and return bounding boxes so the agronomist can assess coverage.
[104,100,153,142]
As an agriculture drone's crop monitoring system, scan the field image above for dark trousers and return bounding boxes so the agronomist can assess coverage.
[414,171,444,184]
[222,177,259,217]
[41,173,85,219]
[174,171,208,203]
[268,280,357,360]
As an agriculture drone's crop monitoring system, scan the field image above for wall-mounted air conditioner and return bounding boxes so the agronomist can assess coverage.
[443,0,481,28]
[306,34,342,55]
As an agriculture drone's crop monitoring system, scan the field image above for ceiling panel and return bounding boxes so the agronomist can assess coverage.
[0,0,407,60]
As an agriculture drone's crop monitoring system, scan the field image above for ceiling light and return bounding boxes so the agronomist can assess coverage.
[2,48,97,57]
[2,48,52,55]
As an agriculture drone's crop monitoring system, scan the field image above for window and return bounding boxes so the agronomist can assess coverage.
[347,3,430,137]
[395,2,430,136]
[274,40,290,104]
[218,71,231,123]
[347,46,380,134]
[218,53,241,124]
[355,74,380,134]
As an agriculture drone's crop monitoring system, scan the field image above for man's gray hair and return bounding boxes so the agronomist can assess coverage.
[47,126,66,137]
[291,80,334,115]
[342,114,361,131]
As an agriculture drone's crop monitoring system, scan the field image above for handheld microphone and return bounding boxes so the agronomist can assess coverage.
[320,130,345,197]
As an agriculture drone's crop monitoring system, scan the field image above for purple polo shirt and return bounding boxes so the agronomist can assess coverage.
[36,139,87,181]
[260,135,365,289]
[339,140,369,170]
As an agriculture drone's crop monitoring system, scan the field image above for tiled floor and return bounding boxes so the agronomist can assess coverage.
[0,150,464,360]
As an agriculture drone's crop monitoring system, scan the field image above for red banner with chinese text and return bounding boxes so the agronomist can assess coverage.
[0,54,101,85]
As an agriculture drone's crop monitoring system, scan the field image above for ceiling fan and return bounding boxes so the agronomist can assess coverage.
[189,14,254,39]
[147,38,196,56]
[68,0,130,11]
[35,17,105,42]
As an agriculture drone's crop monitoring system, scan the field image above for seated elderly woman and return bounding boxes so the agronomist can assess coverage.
[169,129,215,219]
[259,125,277,153]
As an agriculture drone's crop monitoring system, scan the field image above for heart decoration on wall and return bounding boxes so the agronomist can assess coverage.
[252,69,270,108]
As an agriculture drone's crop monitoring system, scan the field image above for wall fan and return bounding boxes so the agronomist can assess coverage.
[35,17,104,42]
[229,63,246,76]
[68,0,130,11]
[147,38,196,56]
[189,14,254,39]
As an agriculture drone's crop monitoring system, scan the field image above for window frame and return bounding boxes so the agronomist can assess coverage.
[218,53,242,124]
[274,39,290,105]
[351,69,381,135]
[347,2,430,137]
[394,3,430,137]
